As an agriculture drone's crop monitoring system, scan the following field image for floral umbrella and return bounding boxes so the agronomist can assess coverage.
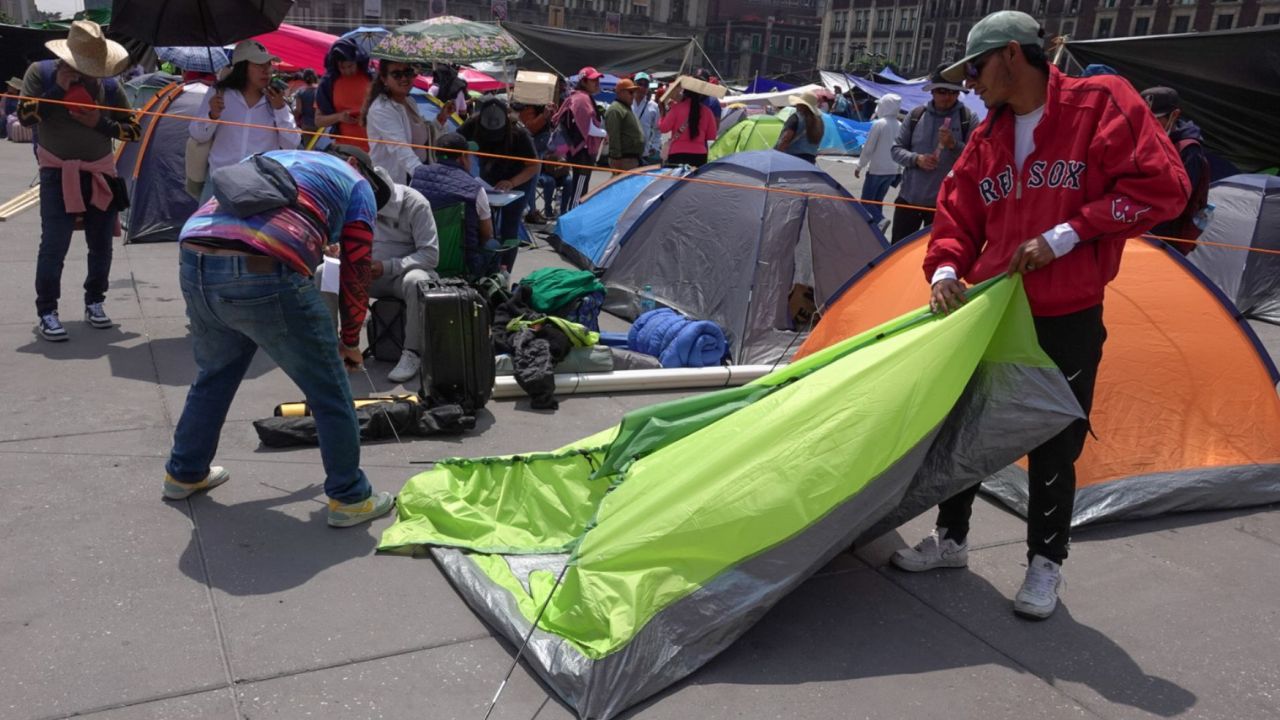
[371,15,524,65]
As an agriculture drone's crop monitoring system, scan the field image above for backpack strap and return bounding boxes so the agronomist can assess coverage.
[903,105,927,148]
[959,106,975,141]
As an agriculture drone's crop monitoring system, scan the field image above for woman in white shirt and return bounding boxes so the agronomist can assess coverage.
[189,40,299,200]
[363,61,448,185]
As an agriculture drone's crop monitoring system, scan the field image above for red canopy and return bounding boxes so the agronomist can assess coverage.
[252,23,504,92]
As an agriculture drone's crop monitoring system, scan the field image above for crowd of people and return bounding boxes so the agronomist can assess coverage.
[14,9,1207,565]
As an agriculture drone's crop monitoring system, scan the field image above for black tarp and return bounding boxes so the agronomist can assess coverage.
[499,22,695,77]
[1066,26,1280,172]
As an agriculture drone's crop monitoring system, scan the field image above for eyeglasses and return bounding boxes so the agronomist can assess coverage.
[389,69,419,80]
[931,88,960,96]
[965,49,999,80]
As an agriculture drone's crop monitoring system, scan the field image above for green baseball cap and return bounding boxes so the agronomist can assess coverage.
[941,10,1044,83]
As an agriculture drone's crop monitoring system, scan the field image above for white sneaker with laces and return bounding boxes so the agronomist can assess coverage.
[84,302,113,328]
[38,312,68,341]
[1014,554,1064,620]
[891,528,969,572]
[387,350,421,384]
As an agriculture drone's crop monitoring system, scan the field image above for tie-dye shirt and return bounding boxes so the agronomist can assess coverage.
[180,150,377,346]
[181,150,376,273]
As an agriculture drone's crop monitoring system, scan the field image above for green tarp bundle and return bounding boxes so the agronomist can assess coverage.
[380,276,1083,719]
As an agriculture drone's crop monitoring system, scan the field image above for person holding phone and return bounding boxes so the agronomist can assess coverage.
[189,40,299,201]
[315,38,372,150]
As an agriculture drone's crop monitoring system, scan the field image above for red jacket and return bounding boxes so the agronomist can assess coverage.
[924,67,1189,317]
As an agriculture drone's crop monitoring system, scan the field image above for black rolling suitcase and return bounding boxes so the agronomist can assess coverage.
[417,279,495,411]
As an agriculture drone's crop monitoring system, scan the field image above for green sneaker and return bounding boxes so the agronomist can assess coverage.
[163,467,231,500]
[327,491,395,528]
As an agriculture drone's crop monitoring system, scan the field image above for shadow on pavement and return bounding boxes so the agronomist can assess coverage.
[16,323,270,386]
[172,484,379,596]
[621,563,1197,719]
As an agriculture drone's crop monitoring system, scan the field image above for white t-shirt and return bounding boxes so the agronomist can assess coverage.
[474,188,491,221]
[929,103,1078,286]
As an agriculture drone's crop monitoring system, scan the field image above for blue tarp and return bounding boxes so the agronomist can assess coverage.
[826,114,873,154]
[745,77,796,94]
[875,66,913,84]
[554,169,677,269]
[843,74,988,121]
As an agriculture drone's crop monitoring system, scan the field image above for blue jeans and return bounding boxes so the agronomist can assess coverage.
[861,173,898,224]
[36,168,115,316]
[537,173,574,214]
[166,247,372,504]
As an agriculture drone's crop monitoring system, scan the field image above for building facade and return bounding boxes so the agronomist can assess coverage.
[285,0,710,36]
[817,0,1280,79]
[703,1,824,82]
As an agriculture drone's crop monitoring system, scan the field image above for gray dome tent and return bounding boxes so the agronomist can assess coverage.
[1188,175,1280,324]
[602,151,889,365]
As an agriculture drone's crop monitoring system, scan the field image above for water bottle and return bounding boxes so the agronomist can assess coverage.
[1192,202,1215,232]
[639,284,657,315]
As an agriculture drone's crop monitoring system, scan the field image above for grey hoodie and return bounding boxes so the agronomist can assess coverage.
[891,101,973,206]
[372,170,440,278]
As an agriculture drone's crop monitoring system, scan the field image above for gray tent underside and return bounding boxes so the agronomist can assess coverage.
[602,164,884,365]
[983,462,1280,528]
[429,361,1082,719]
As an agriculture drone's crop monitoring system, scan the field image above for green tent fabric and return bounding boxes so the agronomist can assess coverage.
[379,276,1083,719]
[707,115,783,161]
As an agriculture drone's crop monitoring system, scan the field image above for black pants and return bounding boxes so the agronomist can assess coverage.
[936,304,1107,564]
[566,148,593,211]
[665,152,707,168]
[891,204,935,244]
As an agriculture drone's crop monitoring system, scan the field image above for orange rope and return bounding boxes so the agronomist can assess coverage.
[8,91,1278,256]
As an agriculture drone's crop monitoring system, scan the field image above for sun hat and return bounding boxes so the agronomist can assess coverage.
[45,20,130,78]
[922,63,966,93]
[231,39,280,66]
[941,11,1044,84]
[788,90,821,116]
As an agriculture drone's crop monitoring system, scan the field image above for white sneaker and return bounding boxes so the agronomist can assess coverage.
[386,350,421,384]
[891,528,969,572]
[1014,555,1064,620]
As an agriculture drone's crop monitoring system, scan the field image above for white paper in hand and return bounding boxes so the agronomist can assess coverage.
[321,256,341,294]
[588,122,608,138]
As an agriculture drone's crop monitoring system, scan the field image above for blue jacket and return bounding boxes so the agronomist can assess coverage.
[410,162,491,276]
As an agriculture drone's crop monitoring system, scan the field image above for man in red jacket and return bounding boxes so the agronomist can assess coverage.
[891,11,1188,620]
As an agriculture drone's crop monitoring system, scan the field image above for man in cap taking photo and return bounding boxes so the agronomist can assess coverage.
[19,20,140,341]
[893,11,1189,620]
[1140,86,1211,254]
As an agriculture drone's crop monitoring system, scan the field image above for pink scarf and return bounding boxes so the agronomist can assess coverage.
[36,145,117,214]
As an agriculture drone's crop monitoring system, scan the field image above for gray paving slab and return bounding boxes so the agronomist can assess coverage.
[63,690,236,720]
[0,454,226,720]
[184,459,490,682]
[236,638,573,720]
[883,511,1280,720]
[0,322,169,442]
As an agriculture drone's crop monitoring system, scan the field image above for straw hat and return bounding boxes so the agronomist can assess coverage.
[6,76,23,91]
[788,90,821,116]
[45,20,130,78]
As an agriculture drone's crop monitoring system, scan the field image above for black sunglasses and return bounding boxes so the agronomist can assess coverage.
[965,49,1000,80]
[389,68,419,80]
[932,88,960,95]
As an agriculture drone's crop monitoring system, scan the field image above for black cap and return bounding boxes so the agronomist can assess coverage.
[478,98,509,132]
[435,132,473,161]
[326,144,392,209]
[1140,86,1180,118]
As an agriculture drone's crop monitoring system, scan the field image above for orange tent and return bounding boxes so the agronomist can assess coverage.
[797,233,1280,525]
